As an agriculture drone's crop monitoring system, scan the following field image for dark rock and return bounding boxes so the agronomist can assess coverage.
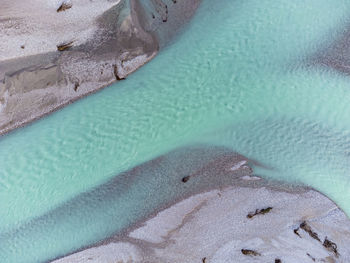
[293,228,301,238]
[323,237,338,257]
[57,41,73,51]
[182,176,190,183]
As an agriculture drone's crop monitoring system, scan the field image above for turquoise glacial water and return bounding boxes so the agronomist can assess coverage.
[2,0,350,262]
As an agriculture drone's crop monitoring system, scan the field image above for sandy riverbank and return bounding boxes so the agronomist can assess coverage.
[53,185,350,263]
[49,146,350,263]
[0,0,201,135]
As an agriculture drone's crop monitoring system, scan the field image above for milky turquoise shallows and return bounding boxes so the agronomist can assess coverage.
[2,0,350,262]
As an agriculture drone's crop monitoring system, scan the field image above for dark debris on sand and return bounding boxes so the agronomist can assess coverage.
[57,41,73,51]
[247,207,273,219]
[57,2,72,12]
[241,249,261,257]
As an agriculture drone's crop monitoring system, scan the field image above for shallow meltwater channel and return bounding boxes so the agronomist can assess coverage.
[2,0,350,262]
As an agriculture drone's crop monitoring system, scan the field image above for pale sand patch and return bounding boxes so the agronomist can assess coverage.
[129,190,220,244]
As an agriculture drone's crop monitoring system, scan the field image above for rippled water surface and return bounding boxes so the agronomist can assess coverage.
[2,0,350,262]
